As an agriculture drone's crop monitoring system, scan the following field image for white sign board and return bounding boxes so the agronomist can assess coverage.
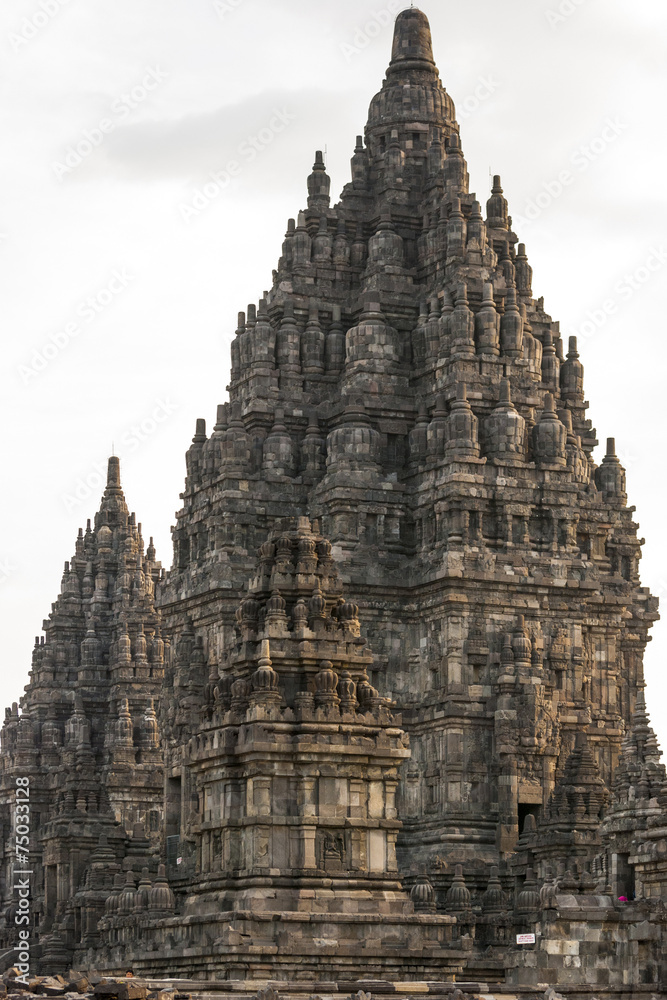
[516,933,536,945]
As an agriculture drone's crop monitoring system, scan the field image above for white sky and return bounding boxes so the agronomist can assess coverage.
[1,0,666,748]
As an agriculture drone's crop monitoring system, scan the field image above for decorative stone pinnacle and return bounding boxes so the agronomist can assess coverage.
[107,456,121,490]
[389,7,435,72]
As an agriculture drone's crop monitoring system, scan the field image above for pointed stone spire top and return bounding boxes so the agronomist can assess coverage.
[107,456,122,491]
[308,150,331,211]
[367,8,452,136]
[596,437,627,501]
[605,685,666,820]
[389,8,435,74]
[99,456,129,522]
[252,637,280,698]
[498,378,513,406]
[631,687,664,764]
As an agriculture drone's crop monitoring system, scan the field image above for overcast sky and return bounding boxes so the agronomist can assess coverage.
[1,0,666,748]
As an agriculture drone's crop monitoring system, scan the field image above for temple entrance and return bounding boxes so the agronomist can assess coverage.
[518,802,541,835]
[615,853,636,900]
[166,775,182,838]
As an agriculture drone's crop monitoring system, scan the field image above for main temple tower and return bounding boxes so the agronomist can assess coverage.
[160,5,656,875]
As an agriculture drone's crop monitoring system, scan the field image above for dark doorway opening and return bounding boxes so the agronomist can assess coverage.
[166,775,182,838]
[616,853,635,900]
[518,802,541,834]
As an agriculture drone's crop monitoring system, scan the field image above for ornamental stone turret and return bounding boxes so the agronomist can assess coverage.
[307,150,331,211]
[345,297,400,388]
[500,287,524,357]
[326,399,382,475]
[222,403,252,473]
[487,175,509,230]
[300,411,326,476]
[445,865,472,916]
[301,302,326,374]
[445,384,480,461]
[251,297,276,373]
[276,299,301,374]
[515,244,533,297]
[481,866,506,914]
[148,865,175,915]
[466,200,487,262]
[423,297,442,360]
[426,395,448,459]
[262,410,296,478]
[485,380,526,461]
[325,304,345,374]
[596,437,627,502]
[446,196,466,260]
[476,282,500,356]
[333,220,350,267]
[292,211,311,269]
[313,217,332,264]
[561,336,585,401]
[541,331,560,390]
[533,394,567,467]
[443,134,469,195]
[186,419,207,488]
[409,402,429,462]
[450,282,475,358]
[250,639,281,707]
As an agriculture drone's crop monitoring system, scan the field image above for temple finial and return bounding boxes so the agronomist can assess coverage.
[389,8,435,73]
[106,456,122,491]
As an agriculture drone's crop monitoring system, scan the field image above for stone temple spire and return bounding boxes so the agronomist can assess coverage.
[610,688,666,802]
[388,7,436,74]
[366,7,456,141]
[0,452,165,951]
[97,455,129,526]
[600,688,667,898]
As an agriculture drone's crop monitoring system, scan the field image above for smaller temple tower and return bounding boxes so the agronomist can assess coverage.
[93,517,470,979]
[0,459,165,967]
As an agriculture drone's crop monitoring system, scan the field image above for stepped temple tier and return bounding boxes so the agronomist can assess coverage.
[1,8,664,993]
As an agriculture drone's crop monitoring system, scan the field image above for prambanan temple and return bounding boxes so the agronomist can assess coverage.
[2,9,665,994]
